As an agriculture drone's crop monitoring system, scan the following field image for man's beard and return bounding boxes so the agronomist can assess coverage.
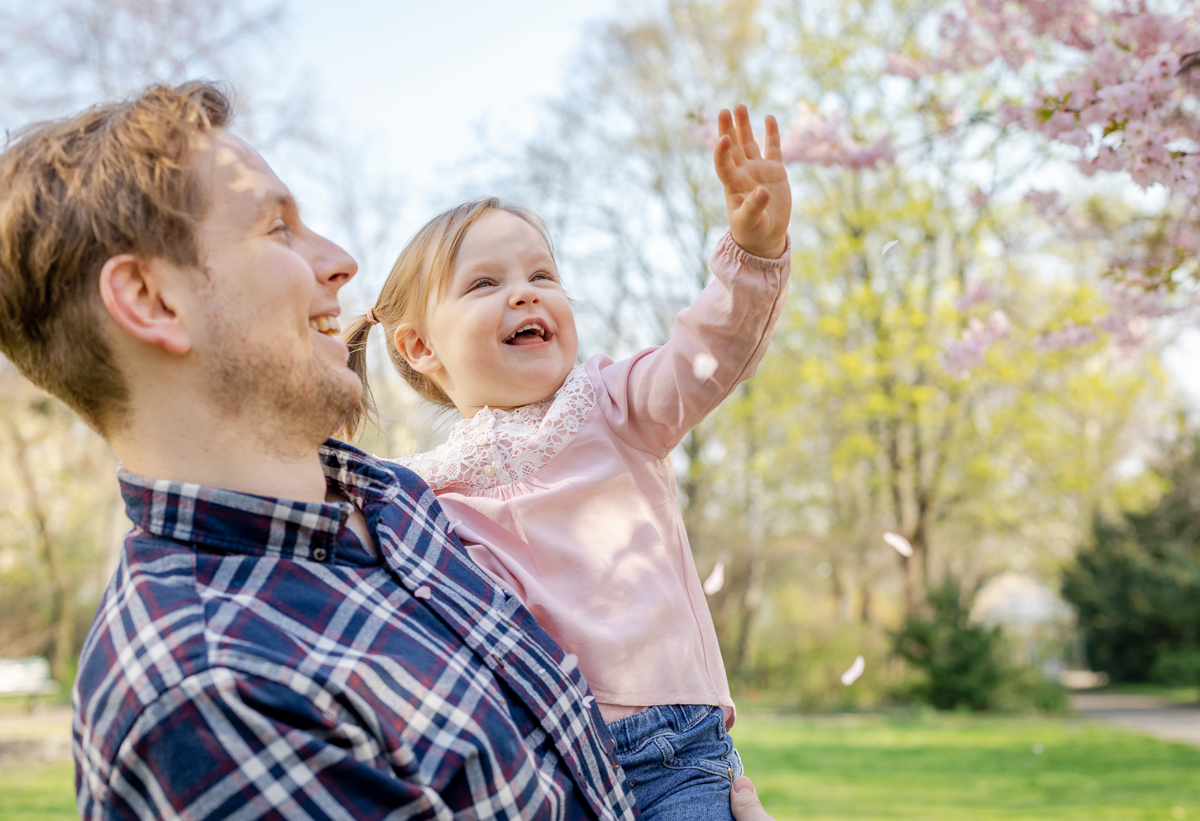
[202,327,360,457]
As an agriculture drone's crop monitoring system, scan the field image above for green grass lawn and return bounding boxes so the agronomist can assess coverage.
[0,760,75,821]
[2,713,1198,820]
[732,711,1200,820]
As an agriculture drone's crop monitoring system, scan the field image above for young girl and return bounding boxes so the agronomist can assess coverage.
[343,105,791,820]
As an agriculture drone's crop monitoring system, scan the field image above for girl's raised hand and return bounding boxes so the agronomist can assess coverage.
[714,105,791,259]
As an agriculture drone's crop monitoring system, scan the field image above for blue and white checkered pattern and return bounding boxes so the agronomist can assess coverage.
[73,441,638,820]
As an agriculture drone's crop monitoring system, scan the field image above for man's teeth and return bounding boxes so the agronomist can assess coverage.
[506,323,546,342]
[309,316,341,335]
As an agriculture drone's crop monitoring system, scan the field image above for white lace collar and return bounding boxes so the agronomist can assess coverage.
[396,364,597,492]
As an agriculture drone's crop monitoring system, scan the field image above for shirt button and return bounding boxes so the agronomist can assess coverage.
[483,464,497,478]
[312,547,328,562]
[475,434,488,447]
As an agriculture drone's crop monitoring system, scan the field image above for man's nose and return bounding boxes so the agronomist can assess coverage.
[312,233,358,290]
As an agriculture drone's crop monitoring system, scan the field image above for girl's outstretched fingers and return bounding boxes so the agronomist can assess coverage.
[730,777,776,821]
[733,105,762,158]
[764,114,782,162]
[711,104,792,259]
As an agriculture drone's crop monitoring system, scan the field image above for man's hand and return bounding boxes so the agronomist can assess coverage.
[730,776,775,821]
[713,105,792,260]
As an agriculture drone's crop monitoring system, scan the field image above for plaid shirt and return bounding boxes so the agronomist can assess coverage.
[73,441,639,821]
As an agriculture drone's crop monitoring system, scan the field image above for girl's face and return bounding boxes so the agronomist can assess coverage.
[400,210,578,416]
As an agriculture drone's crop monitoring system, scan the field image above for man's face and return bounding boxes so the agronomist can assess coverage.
[188,129,360,443]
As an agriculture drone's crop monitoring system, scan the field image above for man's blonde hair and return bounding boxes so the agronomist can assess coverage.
[340,198,553,441]
[0,81,232,433]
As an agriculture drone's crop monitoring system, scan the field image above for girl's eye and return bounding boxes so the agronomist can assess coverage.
[468,279,495,292]
[532,271,556,282]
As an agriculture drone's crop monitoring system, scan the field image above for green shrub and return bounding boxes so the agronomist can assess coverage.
[892,578,1009,711]
[1151,647,1200,686]
[998,666,1070,712]
[891,578,1067,712]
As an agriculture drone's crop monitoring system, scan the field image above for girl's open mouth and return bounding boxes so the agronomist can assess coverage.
[504,321,551,346]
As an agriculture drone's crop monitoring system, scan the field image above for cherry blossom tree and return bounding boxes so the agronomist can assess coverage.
[885,0,1199,294]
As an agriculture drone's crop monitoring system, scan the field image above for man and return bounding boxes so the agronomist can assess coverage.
[0,81,774,820]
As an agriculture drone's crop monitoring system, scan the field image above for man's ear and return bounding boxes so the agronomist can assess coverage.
[98,254,192,356]
[394,324,441,376]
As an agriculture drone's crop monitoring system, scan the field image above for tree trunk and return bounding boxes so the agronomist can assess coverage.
[6,417,74,681]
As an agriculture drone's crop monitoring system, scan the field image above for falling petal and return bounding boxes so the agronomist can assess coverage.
[582,695,595,707]
[882,240,899,256]
[560,653,579,674]
[1172,807,1186,820]
[1031,743,1044,755]
[693,353,719,380]
[414,585,432,600]
[703,561,726,595]
[883,531,914,557]
[841,655,865,685]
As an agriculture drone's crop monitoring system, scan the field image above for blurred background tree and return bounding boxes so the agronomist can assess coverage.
[1063,435,1200,687]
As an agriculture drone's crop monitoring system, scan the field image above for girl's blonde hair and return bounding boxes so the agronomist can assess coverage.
[339,197,554,442]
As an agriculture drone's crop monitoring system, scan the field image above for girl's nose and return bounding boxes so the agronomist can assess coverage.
[509,287,540,308]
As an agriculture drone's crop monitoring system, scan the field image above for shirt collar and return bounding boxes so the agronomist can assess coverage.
[118,441,391,563]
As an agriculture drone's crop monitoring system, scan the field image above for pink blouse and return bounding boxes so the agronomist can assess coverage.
[395,231,790,727]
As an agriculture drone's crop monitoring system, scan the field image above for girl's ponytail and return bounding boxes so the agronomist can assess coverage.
[337,313,377,443]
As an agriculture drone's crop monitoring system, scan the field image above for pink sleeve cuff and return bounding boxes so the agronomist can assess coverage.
[713,230,792,272]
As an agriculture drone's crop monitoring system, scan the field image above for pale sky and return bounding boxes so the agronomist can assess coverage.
[286,0,621,204]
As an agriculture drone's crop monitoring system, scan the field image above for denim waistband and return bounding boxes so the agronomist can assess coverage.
[604,703,722,755]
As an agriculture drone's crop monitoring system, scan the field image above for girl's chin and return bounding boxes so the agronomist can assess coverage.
[495,366,573,404]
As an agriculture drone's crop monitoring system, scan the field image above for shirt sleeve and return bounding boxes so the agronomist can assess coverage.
[88,668,457,820]
[595,230,791,457]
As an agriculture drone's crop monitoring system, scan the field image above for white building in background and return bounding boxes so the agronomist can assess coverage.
[972,572,1084,680]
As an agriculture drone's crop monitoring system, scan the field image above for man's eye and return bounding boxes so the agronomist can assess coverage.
[270,221,290,235]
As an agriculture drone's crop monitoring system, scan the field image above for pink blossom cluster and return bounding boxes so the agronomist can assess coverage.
[942,309,1010,378]
[887,1,1200,194]
[955,280,995,311]
[1093,314,1150,354]
[683,119,721,151]
[1023,285,1193,356]
[781,104,897,171]
[1032,323,1099,352]
[1105,285,1186,318]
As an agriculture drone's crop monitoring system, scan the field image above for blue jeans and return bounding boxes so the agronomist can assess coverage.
[607,704,744,821]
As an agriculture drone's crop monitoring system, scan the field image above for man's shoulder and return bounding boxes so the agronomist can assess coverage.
[320,438,438,498]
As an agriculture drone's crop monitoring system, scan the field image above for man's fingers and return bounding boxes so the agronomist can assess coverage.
[730,777,775,821]
[734,104,762,161]
[714,135,739,185]
[764,114,782,162]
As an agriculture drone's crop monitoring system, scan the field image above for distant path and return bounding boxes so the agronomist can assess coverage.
[0,704,72,763]
[1072,693,1200,748]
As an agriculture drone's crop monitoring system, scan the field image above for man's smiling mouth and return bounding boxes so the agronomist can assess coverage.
[309,317,341,336]
[505,321,549,345]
